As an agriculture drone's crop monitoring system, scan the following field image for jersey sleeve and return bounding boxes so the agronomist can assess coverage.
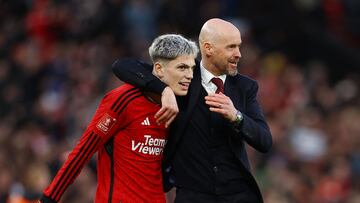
[42,86,141,202]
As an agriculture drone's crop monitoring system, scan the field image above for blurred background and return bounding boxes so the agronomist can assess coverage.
[0,0,359,202]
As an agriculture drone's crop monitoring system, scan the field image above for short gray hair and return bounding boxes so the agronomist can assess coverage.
[148,34,199,63]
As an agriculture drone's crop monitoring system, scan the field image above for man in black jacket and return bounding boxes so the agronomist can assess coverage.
[112,18,272,203]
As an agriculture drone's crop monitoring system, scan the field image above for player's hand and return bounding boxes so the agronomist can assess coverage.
[155,87,179,128]
[205,92,237,122]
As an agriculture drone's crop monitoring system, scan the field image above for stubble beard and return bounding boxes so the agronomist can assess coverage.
[227,67,238,76]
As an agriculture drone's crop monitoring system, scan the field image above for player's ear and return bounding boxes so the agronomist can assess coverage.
[154,62,164,78]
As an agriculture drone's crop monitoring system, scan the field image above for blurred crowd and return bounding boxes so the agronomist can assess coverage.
[0,0,359,203]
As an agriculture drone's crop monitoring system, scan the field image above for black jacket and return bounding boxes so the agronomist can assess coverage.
[112,59,272,202]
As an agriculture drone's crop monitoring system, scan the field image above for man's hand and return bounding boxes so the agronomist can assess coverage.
[154,87,179,128]
[205,93,237,122]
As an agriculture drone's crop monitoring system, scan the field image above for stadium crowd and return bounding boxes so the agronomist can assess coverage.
[0,0,359,202]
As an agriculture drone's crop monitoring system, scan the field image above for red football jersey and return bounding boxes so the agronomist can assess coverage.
[43,84,168,203]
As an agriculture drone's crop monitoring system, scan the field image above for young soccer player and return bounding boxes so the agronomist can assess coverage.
[39,34,198,203]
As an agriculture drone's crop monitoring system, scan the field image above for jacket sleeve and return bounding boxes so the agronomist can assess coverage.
[235,81,272,153]
[112,59,167,94]
[41,90,129,203]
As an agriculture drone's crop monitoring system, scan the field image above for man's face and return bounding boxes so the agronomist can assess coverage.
[157,55,195,96]
[211,31,241,76]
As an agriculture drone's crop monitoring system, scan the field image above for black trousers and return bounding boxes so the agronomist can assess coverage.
[174,187,260,203]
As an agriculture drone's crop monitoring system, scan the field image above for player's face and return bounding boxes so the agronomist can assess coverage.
[158,55,195,96]
[211,30,241,76]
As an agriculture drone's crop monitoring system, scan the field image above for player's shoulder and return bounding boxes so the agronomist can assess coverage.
[103,84,142,101]
[108,84,141,95]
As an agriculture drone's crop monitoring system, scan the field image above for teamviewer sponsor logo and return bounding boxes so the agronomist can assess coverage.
[132,135,167,156]
[141,117,150,126]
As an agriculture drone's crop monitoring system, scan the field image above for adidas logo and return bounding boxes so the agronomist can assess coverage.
[141,117,150,126]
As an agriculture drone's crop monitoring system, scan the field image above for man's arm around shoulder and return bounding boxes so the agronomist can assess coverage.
[112,58,167,94]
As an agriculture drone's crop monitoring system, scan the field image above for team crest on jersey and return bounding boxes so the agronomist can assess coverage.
[96,113,117,134]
